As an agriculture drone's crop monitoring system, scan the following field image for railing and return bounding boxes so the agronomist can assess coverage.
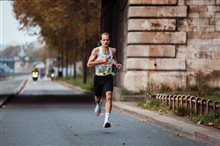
[153,94,220,115]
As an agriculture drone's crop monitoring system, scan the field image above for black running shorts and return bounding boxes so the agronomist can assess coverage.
[94,74,113,97]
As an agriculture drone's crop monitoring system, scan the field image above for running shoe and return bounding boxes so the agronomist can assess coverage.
[103,121,111,128]
[94,101,102,116]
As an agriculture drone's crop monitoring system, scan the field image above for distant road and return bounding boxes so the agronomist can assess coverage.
[0,72,11,81]
[0,72,30,81]
[0,74,28,95]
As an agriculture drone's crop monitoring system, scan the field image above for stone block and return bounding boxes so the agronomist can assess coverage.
[210,18,216,25]
[207,6,220,12]
[216,20,220,30]
[213,39,220,45]
[188,39,213,45]
[178,19,191,32]
[127,32,186,44]
[148,71,187,89]
[187,59,215,73]
[201,32,220,39]
[192,19,209,25]
[188,32,220,39]
[189,12,200,18]
[155,59,186,71]
[123,71,187,92]
[189,6,207,12]
[185,44,219,59]
[215,12,220,18]
[199,12,215,19]
[126,58,186,71]
[178,0,185,5]
[176,45,187,59]
[217,0,220,5]
[126,45,176,57]
[126,58,155,70]
[216,25,220,31]
[195,25,215,32]
[196,47,218,59]
[128,19,176,31]
[214,66,220,71]
[129,0,177,5]
[123,71,149,91]
[214,49,220,59]
[128,6,187,18]
[186,0,215,5]
[179,18,210,28]
[181,24,214,32]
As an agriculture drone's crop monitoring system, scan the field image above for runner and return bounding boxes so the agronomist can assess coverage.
[87,32,122,128]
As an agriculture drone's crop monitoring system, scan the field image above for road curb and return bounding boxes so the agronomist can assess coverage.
[0,79,28,107]
[14,79,28,95]
[113,102,220,146]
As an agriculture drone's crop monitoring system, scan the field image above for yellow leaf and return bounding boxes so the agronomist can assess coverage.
[207,122,214,126]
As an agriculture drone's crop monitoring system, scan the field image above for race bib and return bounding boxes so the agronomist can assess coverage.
[97,62,113,75]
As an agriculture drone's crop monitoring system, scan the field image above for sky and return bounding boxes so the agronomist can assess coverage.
[0,1,39,48]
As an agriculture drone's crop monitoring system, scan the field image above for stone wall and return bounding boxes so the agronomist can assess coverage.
[123,0,220,92]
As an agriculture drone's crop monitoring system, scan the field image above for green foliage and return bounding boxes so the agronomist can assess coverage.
[189,113,220,129]
[139,98,220,129]
[138,98,169,113]
[145,98,160,107]
[57,74,93,91]
[137,71,220,129]
[174,107,189,117]
[202,95,220,102]
[143,82,159,98]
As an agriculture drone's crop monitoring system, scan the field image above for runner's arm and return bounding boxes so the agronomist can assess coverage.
[112,48,122,69]
[87,48,108,68]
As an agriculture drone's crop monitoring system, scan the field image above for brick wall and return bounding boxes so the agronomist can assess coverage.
[122,0,220,92]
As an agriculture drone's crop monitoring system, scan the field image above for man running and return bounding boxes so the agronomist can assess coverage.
[87,32,122,128]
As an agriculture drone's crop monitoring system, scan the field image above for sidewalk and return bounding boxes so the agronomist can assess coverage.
[113,101,220,146]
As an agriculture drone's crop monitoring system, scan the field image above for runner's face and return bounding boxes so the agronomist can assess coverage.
[101,35,110,48]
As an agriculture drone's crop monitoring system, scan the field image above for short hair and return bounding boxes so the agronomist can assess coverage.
[100,32,110,39]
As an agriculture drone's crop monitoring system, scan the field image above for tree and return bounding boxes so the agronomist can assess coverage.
[12,0,101,82]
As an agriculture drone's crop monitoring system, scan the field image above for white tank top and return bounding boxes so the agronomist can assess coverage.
[95,47,113,76]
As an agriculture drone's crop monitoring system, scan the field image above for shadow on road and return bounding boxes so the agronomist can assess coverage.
[3,93,94,106]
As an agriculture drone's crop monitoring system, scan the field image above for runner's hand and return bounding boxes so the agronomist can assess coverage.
[102,56,109,63]
[116,64,122,69]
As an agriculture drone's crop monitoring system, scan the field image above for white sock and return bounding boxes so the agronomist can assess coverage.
[104,112,110,123]
[97,100,102,108]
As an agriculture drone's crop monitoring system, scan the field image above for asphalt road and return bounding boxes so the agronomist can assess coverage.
[0,76,209,146]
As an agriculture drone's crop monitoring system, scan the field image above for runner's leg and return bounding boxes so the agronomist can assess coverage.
[94,76,103,116]
[105,91,112,113]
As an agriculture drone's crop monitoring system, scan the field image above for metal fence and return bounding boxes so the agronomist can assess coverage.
[153,94,220,115]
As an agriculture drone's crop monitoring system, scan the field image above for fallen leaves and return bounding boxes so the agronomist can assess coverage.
[207,122,214,126]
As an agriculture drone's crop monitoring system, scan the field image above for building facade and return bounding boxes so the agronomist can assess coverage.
[101,0,220,97]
